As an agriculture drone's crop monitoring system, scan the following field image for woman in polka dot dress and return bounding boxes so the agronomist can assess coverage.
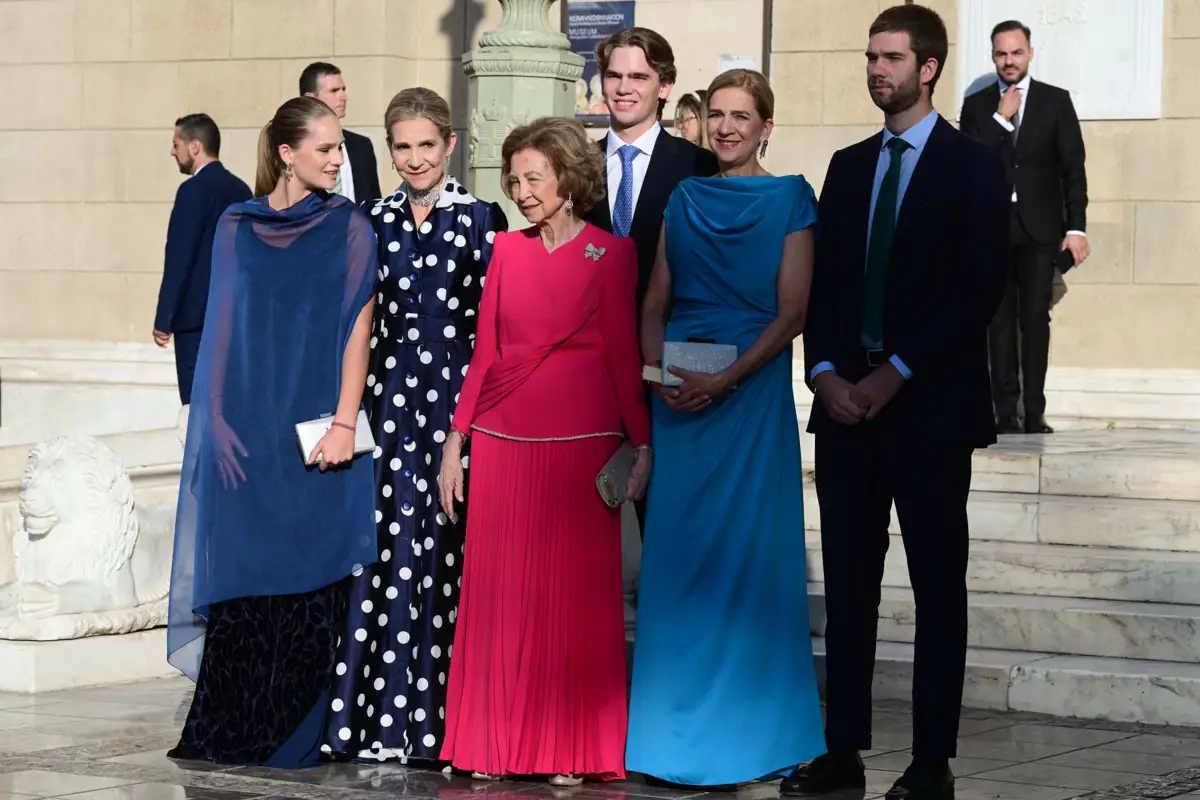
[324,88,506,763]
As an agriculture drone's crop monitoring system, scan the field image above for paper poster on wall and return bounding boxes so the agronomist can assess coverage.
[717,54,758,74]
[567,1,636,123]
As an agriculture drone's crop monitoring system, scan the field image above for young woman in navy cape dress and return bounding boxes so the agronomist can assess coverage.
[436,117,652,785]
[166,98,378,767]
[324,88,507,763]
[625,70,826,787]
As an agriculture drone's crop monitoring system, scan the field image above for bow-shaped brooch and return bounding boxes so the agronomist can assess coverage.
[584,243,606,262]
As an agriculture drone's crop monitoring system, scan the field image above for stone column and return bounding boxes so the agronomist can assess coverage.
[463,0,584,219]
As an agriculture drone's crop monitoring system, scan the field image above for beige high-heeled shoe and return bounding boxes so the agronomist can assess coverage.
[471,772,502,781]
[549,774,583,787]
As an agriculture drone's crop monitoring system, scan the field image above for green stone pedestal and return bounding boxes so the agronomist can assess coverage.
[463,0,584,220]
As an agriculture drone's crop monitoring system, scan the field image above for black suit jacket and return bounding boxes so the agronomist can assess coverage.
[344,129,382,204]
[584,128,718,303]
[804,116,1009,447]
[154,161,252,333]
[959,79,1087,245]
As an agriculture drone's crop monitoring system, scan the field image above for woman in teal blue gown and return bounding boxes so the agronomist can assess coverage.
[627,69,825,787]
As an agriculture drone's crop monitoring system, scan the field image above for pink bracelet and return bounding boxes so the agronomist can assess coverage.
[331,421,356,433]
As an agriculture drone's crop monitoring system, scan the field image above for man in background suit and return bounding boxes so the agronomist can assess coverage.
[960,20,1089,434]
[154,113,252,405]
[783,6,1007,800]
[584,27,718,308]
[300,62,382,203]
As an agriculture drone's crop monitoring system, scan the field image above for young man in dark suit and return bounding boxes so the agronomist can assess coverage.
[154,113,252,405]
[300,62,382,203]
[584,27,718,308]
[782,6,1008,800]
[960,20,1089,435]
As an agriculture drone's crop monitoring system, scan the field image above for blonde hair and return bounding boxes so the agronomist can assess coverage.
[706,68,775,122]
[501,117,606,217]
[255,96,337,196]
[384,87,453,144]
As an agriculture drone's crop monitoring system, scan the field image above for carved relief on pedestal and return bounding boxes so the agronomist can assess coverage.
[0,436,173,641]
[469,99,533,170]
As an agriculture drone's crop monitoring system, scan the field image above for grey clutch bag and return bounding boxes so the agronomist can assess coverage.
[596,440,634,509]
[660,341,738,387]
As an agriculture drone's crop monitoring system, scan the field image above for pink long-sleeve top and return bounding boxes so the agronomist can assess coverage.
[451,224,650,447]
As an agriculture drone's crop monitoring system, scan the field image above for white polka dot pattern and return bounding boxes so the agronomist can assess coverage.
[326,178,506,761]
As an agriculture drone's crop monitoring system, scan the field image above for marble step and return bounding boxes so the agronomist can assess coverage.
[807,584,1200,662]
[800,430,1200,501]
[804,536,1200,604]
[810,637,1200,725]
[801,487,1200,552]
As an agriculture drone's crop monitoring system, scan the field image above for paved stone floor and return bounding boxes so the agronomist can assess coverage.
[3,679,1200,800]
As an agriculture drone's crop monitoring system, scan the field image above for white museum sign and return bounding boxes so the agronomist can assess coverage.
[958,0,1164,120]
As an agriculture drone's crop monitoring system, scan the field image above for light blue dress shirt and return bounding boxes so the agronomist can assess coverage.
[811,108,940,384]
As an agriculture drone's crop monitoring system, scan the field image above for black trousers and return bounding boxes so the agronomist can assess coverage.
[815,428,973,760]
[989,212,1056,422]
[174,329,203,405]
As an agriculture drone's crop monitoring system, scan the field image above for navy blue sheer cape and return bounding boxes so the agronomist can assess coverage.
[168,192,379,680]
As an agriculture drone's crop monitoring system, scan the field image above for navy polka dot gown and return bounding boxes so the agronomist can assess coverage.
[324,177,506,762]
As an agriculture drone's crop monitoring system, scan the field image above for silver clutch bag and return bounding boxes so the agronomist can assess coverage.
[295,408,374,463]
[596,440,634,508]
[660,341,738,387]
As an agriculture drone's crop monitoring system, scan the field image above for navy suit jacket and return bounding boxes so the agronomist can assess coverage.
[154,161,252,333]
[584,129,718,306]
[804,116,1009,447]
[344,129,382,203]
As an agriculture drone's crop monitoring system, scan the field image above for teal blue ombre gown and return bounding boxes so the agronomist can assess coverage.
[626,174,826,786]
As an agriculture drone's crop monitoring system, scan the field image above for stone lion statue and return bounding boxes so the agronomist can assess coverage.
[0,436,174,640]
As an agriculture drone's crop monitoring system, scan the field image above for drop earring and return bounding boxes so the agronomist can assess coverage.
[564,192,574,217]
[284,163,294,181]
[759,140,769,158]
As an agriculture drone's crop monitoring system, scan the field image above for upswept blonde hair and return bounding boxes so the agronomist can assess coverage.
[384,87,453,144]
[705,68,775,122]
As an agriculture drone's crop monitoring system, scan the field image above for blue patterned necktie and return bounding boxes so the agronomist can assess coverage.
[612,144,639,237]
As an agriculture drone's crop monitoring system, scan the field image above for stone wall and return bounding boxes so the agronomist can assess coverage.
[769,0,1200,370]
[0,0,507,342]
[2,0,1197,373]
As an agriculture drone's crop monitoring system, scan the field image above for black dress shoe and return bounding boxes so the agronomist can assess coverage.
[1024,416,1054,434]
[780,752,865,796]
[885,762,954,800]
[995,416,1022,435]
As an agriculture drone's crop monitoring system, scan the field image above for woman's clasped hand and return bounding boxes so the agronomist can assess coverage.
[653,366,736,412]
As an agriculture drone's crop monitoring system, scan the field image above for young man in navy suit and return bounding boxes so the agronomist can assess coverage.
[783,6,1008,800]
[584,27,718,309]
[154,113,252,405]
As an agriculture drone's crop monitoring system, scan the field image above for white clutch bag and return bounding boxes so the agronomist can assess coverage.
[642,341,739,387]
[295,408,374,463]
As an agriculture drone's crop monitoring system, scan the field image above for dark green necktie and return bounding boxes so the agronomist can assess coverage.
[862,137,912,344]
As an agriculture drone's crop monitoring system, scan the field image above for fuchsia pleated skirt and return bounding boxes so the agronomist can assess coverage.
[439,432,628,779]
